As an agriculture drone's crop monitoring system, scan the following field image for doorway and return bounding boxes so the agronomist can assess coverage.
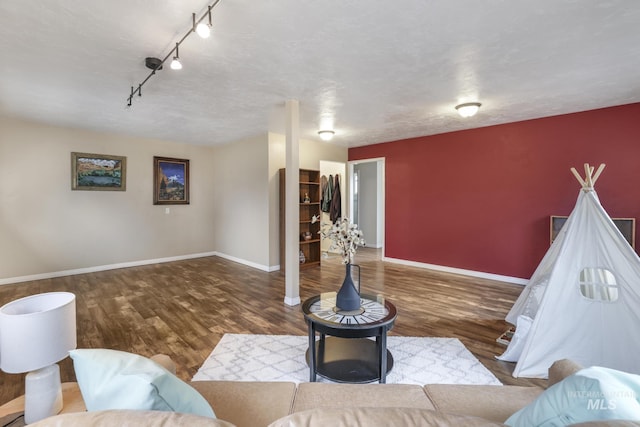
[349,158,385,254]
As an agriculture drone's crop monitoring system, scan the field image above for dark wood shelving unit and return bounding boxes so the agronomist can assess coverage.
[279,168,321,270]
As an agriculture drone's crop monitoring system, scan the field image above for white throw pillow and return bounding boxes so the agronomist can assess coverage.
[70,349,215,418]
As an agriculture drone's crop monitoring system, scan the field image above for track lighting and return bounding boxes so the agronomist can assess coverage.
[318,130,335,141]
[126,0,221,107]
[170,44,182,70]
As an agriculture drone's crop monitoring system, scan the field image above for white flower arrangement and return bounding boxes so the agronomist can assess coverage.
[319,218,365,264]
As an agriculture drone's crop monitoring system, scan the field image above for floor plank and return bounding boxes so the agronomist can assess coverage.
[0,248,544,405]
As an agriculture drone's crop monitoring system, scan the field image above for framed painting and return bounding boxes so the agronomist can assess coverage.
[153,156,190,205]
[71,152,127,191]
[550,215,636,248]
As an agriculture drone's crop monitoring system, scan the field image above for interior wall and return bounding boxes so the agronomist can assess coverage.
[0,116,217,282]
[353,162,379,248]
[213,134,271,269]
[349,103,640,280]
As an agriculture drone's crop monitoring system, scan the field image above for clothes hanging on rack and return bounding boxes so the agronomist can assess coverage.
[330,174,342,223]
[322,174,333,213]
[320,175,330,213]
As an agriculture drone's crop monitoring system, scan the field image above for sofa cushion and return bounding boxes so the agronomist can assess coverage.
[424,384,543,423]
[505,366,640,426]
[191,381,296,427]
[70,349,215,418]
[269,407,505,426]
[29,410,234,426]
[291,382,435,413]
[548,359,583,387]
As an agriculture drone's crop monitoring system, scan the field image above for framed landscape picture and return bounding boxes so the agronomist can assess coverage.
[71,152,127,191]
[153,156,190,205]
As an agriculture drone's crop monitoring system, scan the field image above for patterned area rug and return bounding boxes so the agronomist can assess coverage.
[192,334,501,385]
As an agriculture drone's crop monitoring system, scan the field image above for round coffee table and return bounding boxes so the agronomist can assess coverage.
[302,292,397,383]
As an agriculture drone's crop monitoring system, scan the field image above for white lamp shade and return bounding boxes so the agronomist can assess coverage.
[0,292,76,373]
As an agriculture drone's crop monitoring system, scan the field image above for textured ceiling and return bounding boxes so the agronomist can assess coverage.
[1,1,639,148]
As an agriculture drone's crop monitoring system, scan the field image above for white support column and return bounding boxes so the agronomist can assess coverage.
[284,100,301,306]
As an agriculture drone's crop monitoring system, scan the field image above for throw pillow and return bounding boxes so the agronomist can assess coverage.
[505,366,640,426]
[69,349,215,418]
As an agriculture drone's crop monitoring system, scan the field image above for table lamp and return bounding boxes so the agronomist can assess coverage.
[0,292,77,424]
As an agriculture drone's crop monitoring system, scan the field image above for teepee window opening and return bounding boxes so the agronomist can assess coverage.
[579,267,619,302]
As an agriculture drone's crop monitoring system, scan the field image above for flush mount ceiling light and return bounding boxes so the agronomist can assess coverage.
[127,0,221,107]
[318,130,335,141]
[455,102,482,118]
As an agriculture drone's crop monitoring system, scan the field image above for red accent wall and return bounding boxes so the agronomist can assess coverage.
[349,103,640,279]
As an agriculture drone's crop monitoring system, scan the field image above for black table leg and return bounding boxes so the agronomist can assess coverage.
[307,321,316,382]
[379,330,387,383]
[318,333,326,367]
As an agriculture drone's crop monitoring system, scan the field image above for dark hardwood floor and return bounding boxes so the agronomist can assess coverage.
[0,248,545,406]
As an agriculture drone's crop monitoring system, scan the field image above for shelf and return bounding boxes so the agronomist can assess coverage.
[280,168,322,271]
[300,260,320,269]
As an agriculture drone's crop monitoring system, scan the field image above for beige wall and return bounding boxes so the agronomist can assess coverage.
[0,117,348,283]
[213,134,272,269]
[0,116,216,283]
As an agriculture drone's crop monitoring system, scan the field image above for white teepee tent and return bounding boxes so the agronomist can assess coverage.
[500,163,640,378]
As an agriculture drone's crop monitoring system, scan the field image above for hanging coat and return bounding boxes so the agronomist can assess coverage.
[322,175,333,213]
[320,175,329,213]
[330,174,342,223]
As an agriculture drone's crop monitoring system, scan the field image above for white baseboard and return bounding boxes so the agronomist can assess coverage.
[382,256,529,286]
[1,251,528,287]
[213,252,279,272]
[0,252,217,286]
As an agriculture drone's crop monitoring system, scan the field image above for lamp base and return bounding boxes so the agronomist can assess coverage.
[24,364,63,424]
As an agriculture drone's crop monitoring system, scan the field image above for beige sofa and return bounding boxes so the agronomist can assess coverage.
[21,359,592,427]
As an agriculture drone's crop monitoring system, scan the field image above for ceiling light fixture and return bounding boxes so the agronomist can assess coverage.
[318,130,335,141]
[170,44,182,70]
[455,102,482,118]
[126,0,221,107]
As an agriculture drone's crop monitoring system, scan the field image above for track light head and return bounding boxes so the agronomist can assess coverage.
[196,22,211,38]
[170,43,182,70]
[194,8,212,38]
[170,57,182,70]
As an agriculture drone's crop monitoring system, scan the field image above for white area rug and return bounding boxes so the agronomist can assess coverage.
[192,334,501,386]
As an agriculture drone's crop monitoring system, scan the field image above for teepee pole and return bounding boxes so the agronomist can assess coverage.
[570,163,606,190]
[571,167,587,188]
[591,163,606,186]
[584,164,593,188]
